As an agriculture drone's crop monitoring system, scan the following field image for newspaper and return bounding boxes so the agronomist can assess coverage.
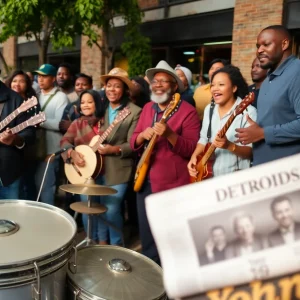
[146,153,300,300]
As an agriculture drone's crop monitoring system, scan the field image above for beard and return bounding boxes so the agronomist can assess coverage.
[150,87,172,104]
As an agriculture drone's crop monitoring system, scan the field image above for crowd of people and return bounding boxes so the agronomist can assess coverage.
[0,24,299,265]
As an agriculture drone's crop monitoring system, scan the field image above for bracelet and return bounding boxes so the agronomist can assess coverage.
[15,141,25,149]
[229,143,236,152]
[116,147,122,156]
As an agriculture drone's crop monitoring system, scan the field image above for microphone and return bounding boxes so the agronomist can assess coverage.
[52,146,72,156]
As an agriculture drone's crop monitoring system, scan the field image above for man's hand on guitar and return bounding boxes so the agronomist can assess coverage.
[0,128,21,146]
[71,150,85,167]
[153,122,172,137]
[142,127,155,140]
[213,134,230,149]
[187,155,198,178]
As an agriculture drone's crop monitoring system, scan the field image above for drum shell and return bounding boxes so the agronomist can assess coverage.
[0,264,67,300]
[0,200,77,300]
[66,245,167,300]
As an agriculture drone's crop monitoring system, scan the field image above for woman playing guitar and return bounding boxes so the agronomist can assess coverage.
[61,68,141,246]
[188,65,257,180]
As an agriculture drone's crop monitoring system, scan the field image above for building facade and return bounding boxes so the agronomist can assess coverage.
[0,0,300,87]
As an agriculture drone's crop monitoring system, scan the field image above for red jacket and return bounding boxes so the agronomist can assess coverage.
[130,100,200,193]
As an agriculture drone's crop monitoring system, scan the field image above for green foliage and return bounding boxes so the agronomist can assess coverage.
[121,1,152,76]
[0,0,151,70]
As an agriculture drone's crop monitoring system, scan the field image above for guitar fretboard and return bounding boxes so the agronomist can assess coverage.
[0,109,21,131]
[91,119,119,152]
[202,113,235,165]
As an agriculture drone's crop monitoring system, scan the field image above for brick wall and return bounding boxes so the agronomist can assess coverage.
[138,0,160,10]
[81,30,105,90]
[232,0,284,84]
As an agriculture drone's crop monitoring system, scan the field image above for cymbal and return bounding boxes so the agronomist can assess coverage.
[70,202,107,214]
[60,184,117,196]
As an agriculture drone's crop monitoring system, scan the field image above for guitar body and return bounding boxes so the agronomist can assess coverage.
[64,143,102,184]
[133,93,181,192]
[191,143,214,183]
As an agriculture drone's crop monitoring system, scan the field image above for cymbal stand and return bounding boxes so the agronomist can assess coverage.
[75,194,97,248]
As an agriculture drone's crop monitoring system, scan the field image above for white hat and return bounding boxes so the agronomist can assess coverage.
[146,60,184,92]
[175,64,192,87]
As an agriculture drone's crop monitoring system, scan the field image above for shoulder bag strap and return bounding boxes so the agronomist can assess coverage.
[207,99,215,141]
[41,89,58,111]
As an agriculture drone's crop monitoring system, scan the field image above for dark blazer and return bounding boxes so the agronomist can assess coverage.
[0,82,35,186]
[100,101,141,186]
[199,248,226,266]
[268,222,300,247]
[225,234,267,259]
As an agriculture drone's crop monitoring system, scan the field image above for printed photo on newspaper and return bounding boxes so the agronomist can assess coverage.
[145,153,300,300]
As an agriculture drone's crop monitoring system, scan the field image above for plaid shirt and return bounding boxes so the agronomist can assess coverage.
[60,116,101,161]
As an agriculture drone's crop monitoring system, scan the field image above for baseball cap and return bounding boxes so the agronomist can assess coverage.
[34,64,57,76]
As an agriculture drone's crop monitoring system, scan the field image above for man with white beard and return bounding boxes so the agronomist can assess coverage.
[130,60,200,264]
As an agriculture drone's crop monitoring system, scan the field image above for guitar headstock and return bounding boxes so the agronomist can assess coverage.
[234,92,255,115]
[115,107,131,123]
[19,96,38,113]
[162,93,181,120]
[27,112,46,127]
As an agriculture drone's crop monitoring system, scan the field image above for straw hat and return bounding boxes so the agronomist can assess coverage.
[146,60,184,92]
[100,68,134,91]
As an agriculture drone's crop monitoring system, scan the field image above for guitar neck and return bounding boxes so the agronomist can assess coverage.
[218,114,235,138]
[0,119,30,138]
[0,109,21,131]
[91,120,118,152]
[201,113,235,165]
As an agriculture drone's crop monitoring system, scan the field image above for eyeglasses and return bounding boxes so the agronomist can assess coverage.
[150,79,175,85]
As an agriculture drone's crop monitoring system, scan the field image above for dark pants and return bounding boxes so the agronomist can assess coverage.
[137,180,160,265]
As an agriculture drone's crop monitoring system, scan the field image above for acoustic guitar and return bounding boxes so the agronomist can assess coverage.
[133,93,181,192]
[191,92,255,183]
[0,96,38,131]
[64,107,131,184]
[0,112,46,139]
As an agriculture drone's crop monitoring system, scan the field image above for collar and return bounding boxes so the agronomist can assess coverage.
[219,97,242,119]
[41,87,58,96]
[109,104,121,112]
[80,115,99,126]
[268,55,296,79]
[280,223,294,235]
[151,102,164,113]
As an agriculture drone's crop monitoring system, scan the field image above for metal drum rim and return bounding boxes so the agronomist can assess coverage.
[0,241,75,287]
[68,277,167,300]
[0,200,77,276]
[67,245,166,300]
[0,252,71,288]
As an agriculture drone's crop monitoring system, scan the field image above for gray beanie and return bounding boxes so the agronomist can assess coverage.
[175,64,192,87]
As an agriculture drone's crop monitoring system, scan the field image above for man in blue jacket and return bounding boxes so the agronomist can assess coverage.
[236,25,300,165]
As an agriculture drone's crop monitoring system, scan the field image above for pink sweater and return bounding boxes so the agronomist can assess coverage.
[130,101,200,193]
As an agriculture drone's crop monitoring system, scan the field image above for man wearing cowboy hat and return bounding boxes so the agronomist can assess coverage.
[130,60,200,264]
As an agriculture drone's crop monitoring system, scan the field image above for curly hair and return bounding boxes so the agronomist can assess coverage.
[6,70,37,99]
[211,65,249,99]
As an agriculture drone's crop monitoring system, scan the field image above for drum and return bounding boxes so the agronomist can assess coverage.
[67,245,167,300]
[0,200,77,300]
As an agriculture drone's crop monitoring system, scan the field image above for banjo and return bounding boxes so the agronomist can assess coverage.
[64,107,131,184]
